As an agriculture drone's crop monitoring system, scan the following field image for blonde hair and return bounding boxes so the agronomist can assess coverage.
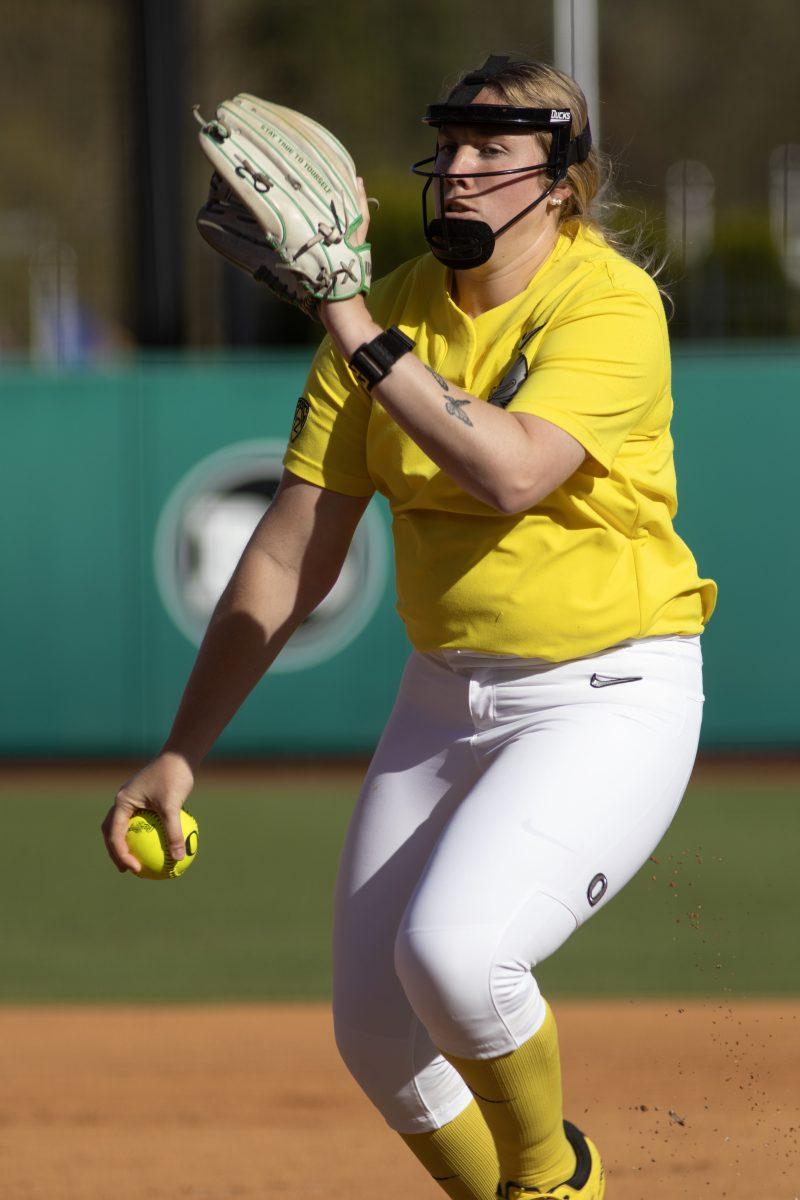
[446,59,670,307]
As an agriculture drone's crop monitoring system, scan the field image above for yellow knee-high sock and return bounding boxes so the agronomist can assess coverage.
[400,1100,500,1200]
[444,1002,575,1193]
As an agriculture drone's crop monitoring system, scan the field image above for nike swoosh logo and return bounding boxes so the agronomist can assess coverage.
[590,673,643,688]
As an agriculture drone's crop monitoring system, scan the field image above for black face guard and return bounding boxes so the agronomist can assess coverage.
[410,55,592,270]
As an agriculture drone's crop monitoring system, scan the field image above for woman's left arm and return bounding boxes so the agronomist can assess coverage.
[319,297,586,514]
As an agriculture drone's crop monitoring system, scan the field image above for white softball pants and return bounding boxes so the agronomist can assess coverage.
[332,635,705,1133]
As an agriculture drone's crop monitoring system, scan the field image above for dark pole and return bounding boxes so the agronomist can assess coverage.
[126,0,186,346]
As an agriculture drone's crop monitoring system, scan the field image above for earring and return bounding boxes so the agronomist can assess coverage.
[550,198,563,207]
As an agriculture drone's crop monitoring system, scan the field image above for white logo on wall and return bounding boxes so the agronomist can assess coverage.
[153,440,388,672]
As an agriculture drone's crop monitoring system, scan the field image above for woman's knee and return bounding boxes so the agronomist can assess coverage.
[394,892,578,1056]
[394,921,512,1053]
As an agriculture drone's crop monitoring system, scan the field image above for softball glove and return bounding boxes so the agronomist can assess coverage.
[195,95,371,319]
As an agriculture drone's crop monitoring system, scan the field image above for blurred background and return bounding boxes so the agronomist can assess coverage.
[3,0,800,360]
[3,0,800,359]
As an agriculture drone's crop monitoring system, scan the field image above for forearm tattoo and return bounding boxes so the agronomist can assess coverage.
[425,365,450,391]
[444,397,473,427]
[424,365,473,427]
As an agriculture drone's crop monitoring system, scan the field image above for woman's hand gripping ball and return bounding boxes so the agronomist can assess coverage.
[101,752,198,879]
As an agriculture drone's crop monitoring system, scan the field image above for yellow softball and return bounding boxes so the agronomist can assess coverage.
[126,809,199,880]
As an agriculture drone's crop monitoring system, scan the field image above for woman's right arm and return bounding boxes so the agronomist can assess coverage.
[101,469,370,873]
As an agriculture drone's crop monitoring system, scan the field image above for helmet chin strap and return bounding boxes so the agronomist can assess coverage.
[424,171,565,270]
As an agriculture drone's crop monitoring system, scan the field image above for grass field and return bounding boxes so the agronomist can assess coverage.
[2,767,797,1003]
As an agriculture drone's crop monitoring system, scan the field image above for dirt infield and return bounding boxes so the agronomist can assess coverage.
[0,1002,796,1199]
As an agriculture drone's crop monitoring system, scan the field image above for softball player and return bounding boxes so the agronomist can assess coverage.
[103,56,716,1200]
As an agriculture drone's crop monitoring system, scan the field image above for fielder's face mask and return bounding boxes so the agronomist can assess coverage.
[411,55,592,270]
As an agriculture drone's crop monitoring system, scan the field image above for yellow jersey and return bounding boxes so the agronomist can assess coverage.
[283,222,717,661]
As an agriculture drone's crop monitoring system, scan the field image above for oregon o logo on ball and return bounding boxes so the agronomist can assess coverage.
[126,810,199,881]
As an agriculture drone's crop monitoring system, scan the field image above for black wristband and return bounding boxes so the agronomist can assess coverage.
[349,326,416,392]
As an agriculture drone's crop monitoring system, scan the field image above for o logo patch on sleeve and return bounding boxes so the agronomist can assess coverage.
[290,396,310,442]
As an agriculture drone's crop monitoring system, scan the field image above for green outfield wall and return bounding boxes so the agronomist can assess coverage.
[1,346,798,755]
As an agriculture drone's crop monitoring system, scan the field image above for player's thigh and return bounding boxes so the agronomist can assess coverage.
[401,678,704,950]
[332,651,480,1037]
